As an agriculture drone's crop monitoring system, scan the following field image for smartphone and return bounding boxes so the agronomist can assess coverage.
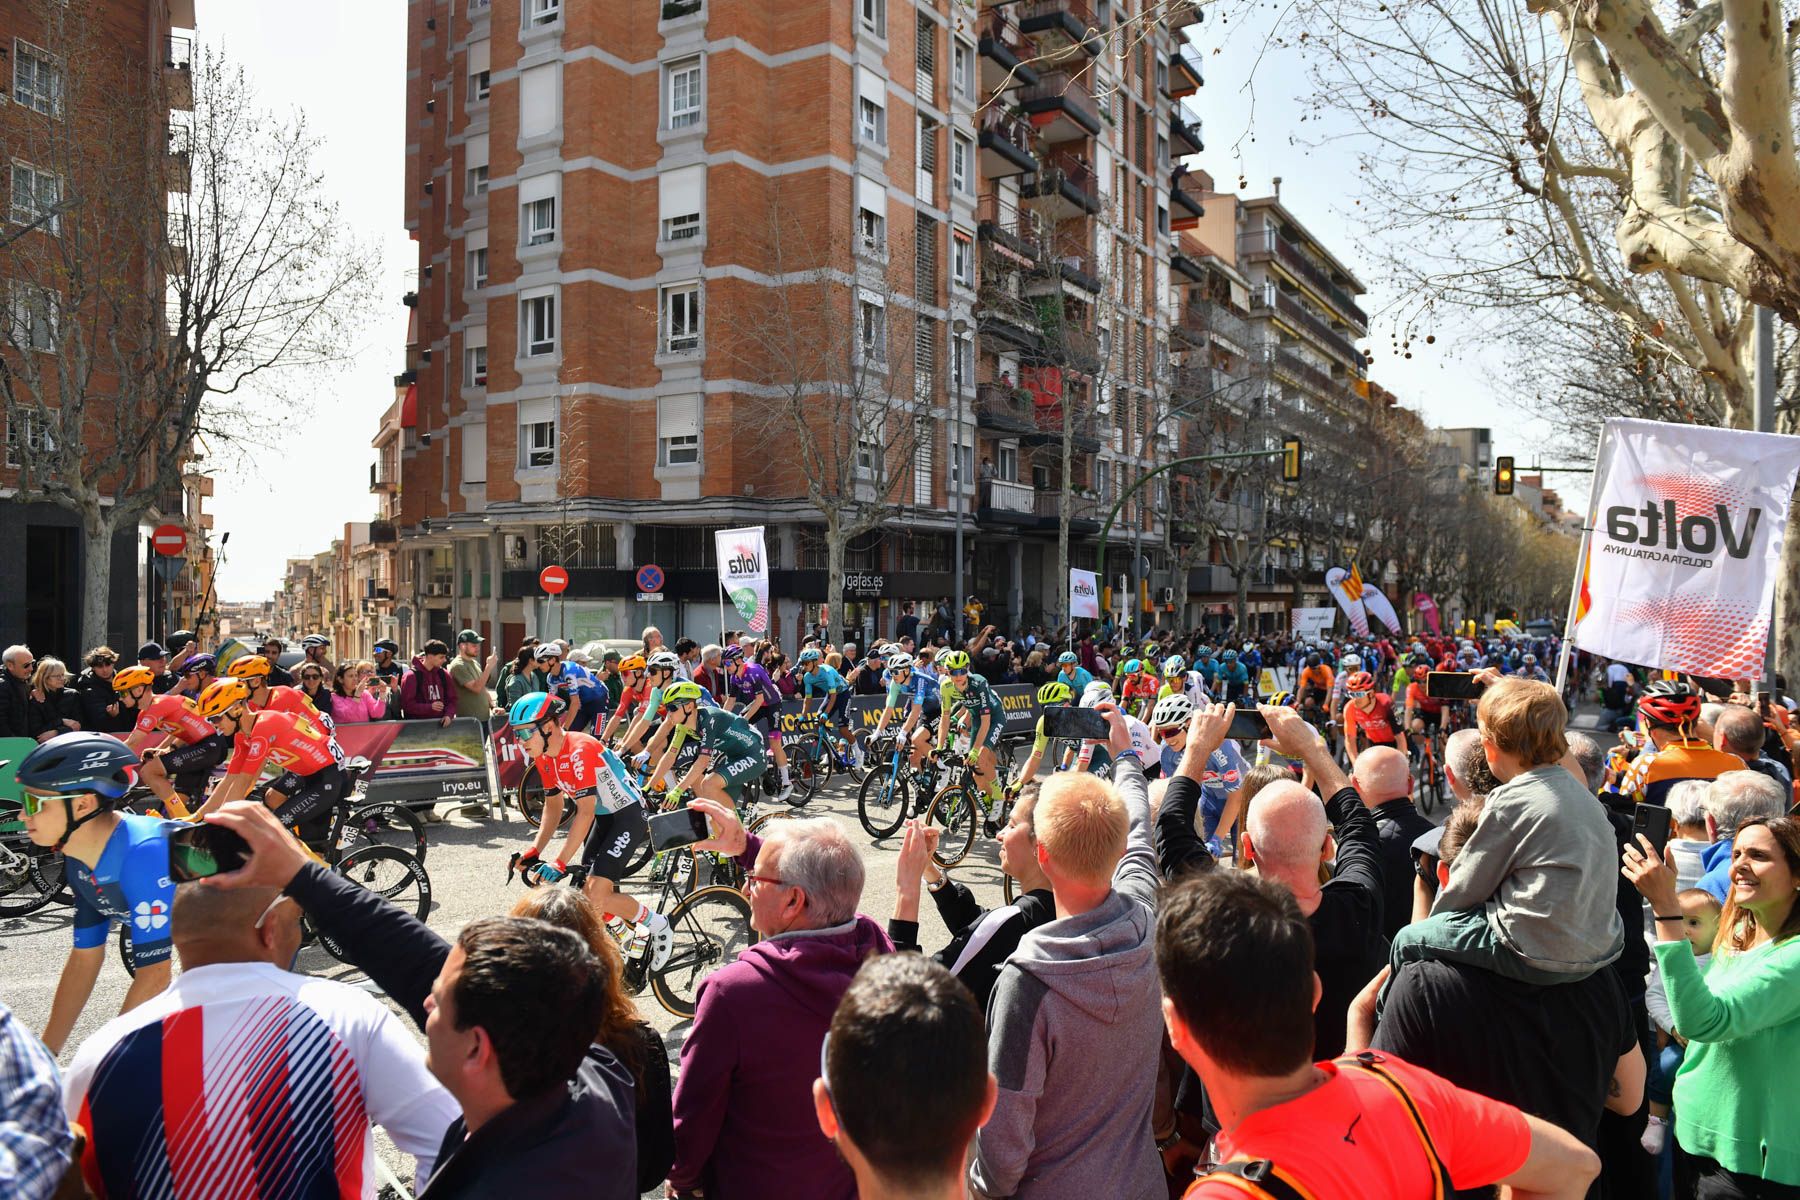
[167,823,250,883]
[1426,671,1486,701]
[1226,709,1272,741]
[1633,804,1674,858]
[648,807,712,853]
[1040,706,1111,742]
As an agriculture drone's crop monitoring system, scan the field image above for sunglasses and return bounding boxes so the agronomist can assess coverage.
[744,872,793,891]
[949,669,970,678]
[20,792,56,816]
[1153,726,1185,741]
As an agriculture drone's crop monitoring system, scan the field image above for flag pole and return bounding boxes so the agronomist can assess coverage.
[1554,426,1613,696]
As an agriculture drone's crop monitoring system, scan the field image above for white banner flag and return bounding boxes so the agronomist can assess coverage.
[715,526,770,634]
[1572,418,1800,678]
[1069,569,1100,619]
[1291,607,1337,639]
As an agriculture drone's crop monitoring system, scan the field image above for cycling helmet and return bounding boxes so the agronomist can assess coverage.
[1306,653,1321,667]
[1150,693,1193,729]
[1079,682,1115,708]
[1344,671,1375,694]
[940,650,971,672]
[178,652,217,676]
[111,666,156,693]
[226,654,272,679]
[1222,649,1238,663]
[374,639,400,654]
[646,650,680,671]
[1410,652,1432,668]
[1122,658,1143,676]
[1523,653,1538,665]
[661,681,705,707]
[533,643,564,662]
[301,634,330,650]
[1058,651,1079,665]
[194,678,251,719]
[1267,690,1296,707]
[619,654,647,673]
[1037,680,1074,706]
[721,645,745,665]
[1637,680,1701,727]
[1162,654,1187,678]
[1342,653,1363,669]
[508,691,568,730]
[13,732,141,801]
[797,648,824,666]
[886,652,915,671]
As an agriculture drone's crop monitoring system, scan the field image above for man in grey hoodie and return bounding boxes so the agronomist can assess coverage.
[969,703,1165,1200]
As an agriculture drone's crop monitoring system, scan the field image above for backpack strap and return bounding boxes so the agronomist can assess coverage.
[1191,1159,1319,1200]
[1335,1052,1451,1200]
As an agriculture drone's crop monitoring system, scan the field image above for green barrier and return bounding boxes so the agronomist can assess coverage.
[0,736,38,803]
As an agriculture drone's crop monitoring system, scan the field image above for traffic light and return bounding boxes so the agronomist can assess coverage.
[1281,437,1302,482]
[1494,456,1515,495]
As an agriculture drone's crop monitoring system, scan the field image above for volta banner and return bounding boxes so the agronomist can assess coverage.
[1291,607,1337,640]
[1070,569,1100,619]
[1571,417,1800,678]
[715,526,770,634]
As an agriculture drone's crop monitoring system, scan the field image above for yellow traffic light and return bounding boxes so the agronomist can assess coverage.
[1281,437,1302,482]
[1495,456,1515,495]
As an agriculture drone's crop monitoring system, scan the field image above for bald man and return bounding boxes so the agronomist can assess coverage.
[1354,745,1436,939]
[63,880,458,1195]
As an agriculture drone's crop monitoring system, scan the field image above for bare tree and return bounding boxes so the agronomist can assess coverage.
[0,15,377,647]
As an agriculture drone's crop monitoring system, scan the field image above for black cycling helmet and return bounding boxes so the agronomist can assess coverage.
[10,733,142,850]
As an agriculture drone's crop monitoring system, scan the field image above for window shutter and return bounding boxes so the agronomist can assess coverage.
[466,227,488,255]
[519,173,558,206]
[857,66,885,107]
[658,394,702,440]
[658,165,706,222]
[461,423,488,484]
[518,396,557,426]
[520,63,561,136]
[913,421,933,506]
[855,175,886,219]
[465,133,489,170]
[468,39,490,76]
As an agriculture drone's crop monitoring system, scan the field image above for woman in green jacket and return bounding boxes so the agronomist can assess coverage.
[1625,814,1800,1198]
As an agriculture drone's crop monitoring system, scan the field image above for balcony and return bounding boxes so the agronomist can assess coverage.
[1238,227,1368,328]
[1019,71,1103,144]
[979,478,1038,526]
[165,35,193,109]
[1254,286,1366,369]
[166,125,191,193]
[979,10,1041,92]
[1171,169,1205,227]
[1040,245,1102,294]
[371,462,398,494]
[1170,45,1204,97]
[1021,148,1099,220]
[1191,300,1253,356]
[1018,0,1102,57]
[975,382,1041,435]
[977,108,1037,178]
[977,193,1044,263]
[1035,490,1102,533]
[1171,111,1204,156]
[1022,403,1102,453]
[1170,248,1205,282]
[1168,0,1203,29]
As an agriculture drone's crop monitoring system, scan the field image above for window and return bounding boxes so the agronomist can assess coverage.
[858,207,885,255]
[519,397,557,468]
[520,63,561,137]
[520,174,558,246]
[7,282,57,351]
[997,444,1018,481]
[951,229,974,288]
[662,282,701,353]
[1157,135,1169,169]
[1157,204,1169,236]
[860,0,885,36]
[467,40,491,103]
[466,229,489,288]
[13,43,61,117]
[856,428,880,476]
[520,287,558,357]
[469,0,491,9]
[858,295,886,363]
[953,39,974,100]
[659,395,702,466]
[659,164,705,243]
[857,68,887,146]
[464,327,487,386]
[10,163,59,234]
[4,409,56,469]
[464,133,489,199]
[948,436,973,488]
[951,133,971,195]
[524,0,560,27]
[952,331,972,392]
[461,423,487,484]
[667,57,702,130]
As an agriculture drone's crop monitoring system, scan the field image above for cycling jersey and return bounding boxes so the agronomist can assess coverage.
[549,663,611,731]
[67,814,177,967]
[132,693,211,746]
[947,676,1008,748]
[535,730,642,815]
[1345,695,1402,745]
[615,681,653,725]
[252,685,346,768]
[1217,663,1252,702]
[1615,740,1745,806]
[727,664,781,717]
[1298,665,1335,698]
[227,709,338,778]
[1405,681,1445,718]
[692,705,766,762]
[1058,666,1094,693]
[1073,714,1158,775]
[801,665,849,699]
[881,677,912,716]
[1156,741,1251,838]
[908,669,943,710]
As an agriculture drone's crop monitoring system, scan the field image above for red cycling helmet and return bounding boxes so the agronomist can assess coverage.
[1344,671,1375,694]
[1637,680,1701,727]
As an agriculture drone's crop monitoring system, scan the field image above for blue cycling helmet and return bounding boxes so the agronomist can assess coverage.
[1058,651,1078,665]
[1222,649,1238,662]
[178,652,217,675]
[10,733,143,851]
[1161,654,1187,678]
[721,644,744,665]
[508,691,567,731]
[1122,658,1142,676]
[798,648,823,665]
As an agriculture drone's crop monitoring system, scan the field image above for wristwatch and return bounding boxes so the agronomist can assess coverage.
[1156,1129,1185,1152]
[926,874,949,893]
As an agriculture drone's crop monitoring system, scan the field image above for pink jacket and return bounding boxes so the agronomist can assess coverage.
[330,690,387,724]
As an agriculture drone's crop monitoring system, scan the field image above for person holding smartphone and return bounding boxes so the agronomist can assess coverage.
[11,733,172,1054]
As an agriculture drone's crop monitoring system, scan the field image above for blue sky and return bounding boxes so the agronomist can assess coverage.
[204,1,1550,599]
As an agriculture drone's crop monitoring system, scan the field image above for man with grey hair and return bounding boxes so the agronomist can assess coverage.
[1694,769,1789,905]
[1663,779,1712,889]
[0,644,47,741]
[669,803,889,1200]
[1565,731,1607,793]
[1713,703,1792,789]
[1443,726,1497,803]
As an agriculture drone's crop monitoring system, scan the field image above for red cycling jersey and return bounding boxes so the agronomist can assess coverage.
[535,730,640,814]
[132,693,212,746]
[1345,694,1402,745]
[1404,681,1444,717]
[226,709,337,777]
[251,685,323,721]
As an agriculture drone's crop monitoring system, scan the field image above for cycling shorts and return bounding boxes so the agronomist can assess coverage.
[269,765,347,839]
[1414,709,1442,730]
[711,743,769,801]
[824,690,850,723]
[161,733,232,793]
[581,803,650,882]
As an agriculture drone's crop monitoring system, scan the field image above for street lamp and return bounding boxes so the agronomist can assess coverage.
[951,317,970,642]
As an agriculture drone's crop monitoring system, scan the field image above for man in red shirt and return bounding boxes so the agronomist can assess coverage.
[1156,870,1599,1199]
[1342,670,1408,760]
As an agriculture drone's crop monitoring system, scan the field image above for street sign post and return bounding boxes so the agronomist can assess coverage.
[635,563,665,593]
[151,524,186,557]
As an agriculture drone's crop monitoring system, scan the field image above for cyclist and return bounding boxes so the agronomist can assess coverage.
[191,679,348,843]
[1342,669,1408,760]
[121,667,226,817]
[1516,652,1550,684]
[1015,680,1076,783]
[13,733,170,1054]
[225,653,336,734]
[599,652,650,746]
[653,681,769,819]
[616,650,683,754]
[1160,654,1208,707]
[1298,652,1335,712]
[1055,651,1094,694]
[1216,648,1252,704]
[170,651,219,698]
[1117,658,1160,720]
[895,650,945,772]
[1328,651,1364,729]
[869,650,918,757]
[1071,682,1158,776]
[797,648,853,766]
[507,691,672,969]
[1148,695,1250,856]
[1612,680,1744,804]
[721,644,793,801]
[1402,653,1446,757]
[542,642,611,734]
[936,650,1010,828]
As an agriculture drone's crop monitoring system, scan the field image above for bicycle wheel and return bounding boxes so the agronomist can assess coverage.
[649,884,755,1020]
[319,845,433,963]
[793,746,824,803]
[1003,874,1018,905]
[0,808,65,917]
[927,785,977,868]
[856,766,911,840]
[515,774,573,831]
[1415,751,1441,817]
[341,802,429,863]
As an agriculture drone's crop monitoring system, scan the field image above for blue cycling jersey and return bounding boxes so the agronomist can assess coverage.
[801,665,848,698]
[551,663,612,731]
[909,670,942,708]
[1059,666,1094,693]
[68,814,177,968]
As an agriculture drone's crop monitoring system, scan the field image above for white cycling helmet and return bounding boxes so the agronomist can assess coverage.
[885,652,915,671]
[1150,693,1194,730]
[1342,653,1363,669]
[646,650,680,671]
[1080,681,1114,708]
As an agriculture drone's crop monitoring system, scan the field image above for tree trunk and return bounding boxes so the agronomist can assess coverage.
[825,515,846,648]
[1234,571,1250,635]
[82,506,117,653]
[1776,489,1800,688]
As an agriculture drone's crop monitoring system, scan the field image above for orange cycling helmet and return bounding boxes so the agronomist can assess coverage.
[618,654,647,673]
[1637,680,1701,728]
[194,678,251,719]
[226,654,272,679]
[1344,671,1375,694]
[111,666,156,693]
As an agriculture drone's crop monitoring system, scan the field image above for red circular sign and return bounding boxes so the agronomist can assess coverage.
[539,565,569,594]
[151,523,187,557]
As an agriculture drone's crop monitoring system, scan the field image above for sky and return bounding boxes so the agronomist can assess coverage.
[203,0,1549,601]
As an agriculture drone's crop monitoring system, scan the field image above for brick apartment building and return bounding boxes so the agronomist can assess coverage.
[386,0,1219,652]
[0,0,200,660]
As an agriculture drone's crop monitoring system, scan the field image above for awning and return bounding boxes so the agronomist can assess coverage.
[400,382,418,429]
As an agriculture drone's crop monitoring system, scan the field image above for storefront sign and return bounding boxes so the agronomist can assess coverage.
[841,572,886,598]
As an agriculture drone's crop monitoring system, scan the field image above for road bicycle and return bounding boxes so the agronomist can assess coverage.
[924,749,1021,869]
[786,711,860,800]
[856,730,944,839]
[0,802,68,918]
[1411,724,1446,817]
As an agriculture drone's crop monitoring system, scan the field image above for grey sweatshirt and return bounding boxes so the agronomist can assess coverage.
[1433,764,1626,974]
[968,757,1166,1200]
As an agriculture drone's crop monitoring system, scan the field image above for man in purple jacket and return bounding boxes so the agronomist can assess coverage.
[401,640,455,726]
[669,801,891,1200]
